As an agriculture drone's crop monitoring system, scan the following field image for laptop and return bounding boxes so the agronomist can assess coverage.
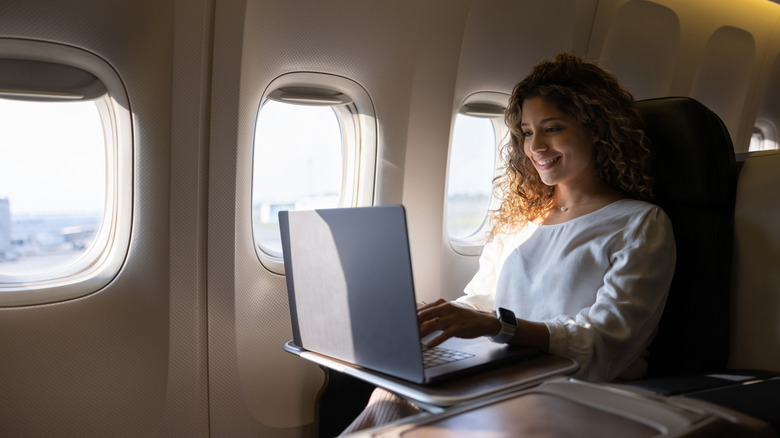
[279,205,539,385]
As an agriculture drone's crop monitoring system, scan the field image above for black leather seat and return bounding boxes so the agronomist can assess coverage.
[627,100,780,433]
[635,97,737,377]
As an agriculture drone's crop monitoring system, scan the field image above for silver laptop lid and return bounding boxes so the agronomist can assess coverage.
[280,205,425,383]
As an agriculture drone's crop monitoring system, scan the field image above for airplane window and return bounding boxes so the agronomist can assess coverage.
[251,73,376,273]
[0,40,132,307]
[750,128,765,151]
[252,100,343,257]
[446,92,509,254]
[0,99,104,276]
[749,125,778,151]
[446,114,498,243]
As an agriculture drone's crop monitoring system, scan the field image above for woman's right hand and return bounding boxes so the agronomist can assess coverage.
[416,299,501,348]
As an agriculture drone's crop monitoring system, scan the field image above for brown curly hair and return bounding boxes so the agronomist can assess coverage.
[491,53,654,235]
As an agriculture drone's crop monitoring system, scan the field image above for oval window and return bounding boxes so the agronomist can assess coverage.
[446,114,497,240]
[252,100,343,257]
[0,39,132,306]
[0,100,105,276]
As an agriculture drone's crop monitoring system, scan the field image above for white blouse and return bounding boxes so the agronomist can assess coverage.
[456,199,676,382]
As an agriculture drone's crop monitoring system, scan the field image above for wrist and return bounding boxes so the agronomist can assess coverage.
[489,316,502,337]
[489,307,518,343]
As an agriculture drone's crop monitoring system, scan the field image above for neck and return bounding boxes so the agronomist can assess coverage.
[553,180,621,212]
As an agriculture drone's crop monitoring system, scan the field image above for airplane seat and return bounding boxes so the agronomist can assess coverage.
[623,104,780,435]
[634,97,737,378]
[729,150,780,373]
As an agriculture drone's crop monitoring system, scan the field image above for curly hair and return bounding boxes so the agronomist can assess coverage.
[491,53,654,235]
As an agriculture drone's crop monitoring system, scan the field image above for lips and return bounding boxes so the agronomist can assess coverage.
[535,156,560,169]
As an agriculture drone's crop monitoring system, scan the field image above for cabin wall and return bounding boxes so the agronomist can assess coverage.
[207,0,472,436]
[162,0,214,437]
[589,0,780,152]
[0,0,182,436]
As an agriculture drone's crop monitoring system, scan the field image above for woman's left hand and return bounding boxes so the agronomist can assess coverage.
[417,299,499,348]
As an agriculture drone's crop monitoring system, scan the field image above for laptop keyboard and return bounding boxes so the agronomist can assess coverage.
[421,345,475,369]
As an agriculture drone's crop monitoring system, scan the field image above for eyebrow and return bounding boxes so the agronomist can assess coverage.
[520,117,565,127]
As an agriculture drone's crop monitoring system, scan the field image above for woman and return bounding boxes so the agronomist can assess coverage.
[343,53,675,433]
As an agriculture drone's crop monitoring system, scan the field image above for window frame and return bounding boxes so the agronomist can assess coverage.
[0,39,132,307]
[751,120,778,152]
[446,91,509,256]
[251,72,376,274]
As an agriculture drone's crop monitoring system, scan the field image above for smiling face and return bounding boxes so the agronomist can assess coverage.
[520,96,598,189]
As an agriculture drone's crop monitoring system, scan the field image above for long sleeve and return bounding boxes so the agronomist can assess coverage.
[544,206,676,381]
[490,200,676,382]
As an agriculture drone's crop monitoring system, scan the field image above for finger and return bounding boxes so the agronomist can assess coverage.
[416,298,446,312]
[417,301,449,324]
[419,319,437,338]
[424,329,453,349]
[419,315,445,338]
[417,308,436,324]
[420,311,436,322]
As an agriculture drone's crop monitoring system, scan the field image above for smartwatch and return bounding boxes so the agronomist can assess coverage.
[489,307,517,343]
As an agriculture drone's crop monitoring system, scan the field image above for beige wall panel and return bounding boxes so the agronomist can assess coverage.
[592,0,780,151]
[691,26,756,151]
[753,29,780,146]
[0,0,177,436]
[399,0,471,305]
[157,0,214,436]
[208,0,454,436]
[598,0,680,100]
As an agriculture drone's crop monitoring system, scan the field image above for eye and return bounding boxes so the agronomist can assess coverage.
[521,130,533,138]
[545,126,562,133]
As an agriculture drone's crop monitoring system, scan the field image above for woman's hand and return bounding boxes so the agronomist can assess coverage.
[416,299,500,348]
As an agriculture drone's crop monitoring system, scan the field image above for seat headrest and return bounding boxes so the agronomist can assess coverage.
[636,97,736,210]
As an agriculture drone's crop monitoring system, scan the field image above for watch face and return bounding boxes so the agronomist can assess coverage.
[498,307,517,327]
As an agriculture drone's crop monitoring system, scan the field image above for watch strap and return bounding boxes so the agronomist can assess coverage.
[489,307,517,343]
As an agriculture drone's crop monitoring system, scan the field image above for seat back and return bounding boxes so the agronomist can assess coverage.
[635,97,737,377]
[729,150,780,373]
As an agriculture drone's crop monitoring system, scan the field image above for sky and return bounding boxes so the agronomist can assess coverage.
[448,114,498,196]
[252,100,342,202]
[0,98,105,215]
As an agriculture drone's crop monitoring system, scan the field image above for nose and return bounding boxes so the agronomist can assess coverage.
[527,133,547,153]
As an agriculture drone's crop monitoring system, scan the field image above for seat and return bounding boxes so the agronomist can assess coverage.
[634,97,737,377]
[626,101,780,434]
[729,150,780,373]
